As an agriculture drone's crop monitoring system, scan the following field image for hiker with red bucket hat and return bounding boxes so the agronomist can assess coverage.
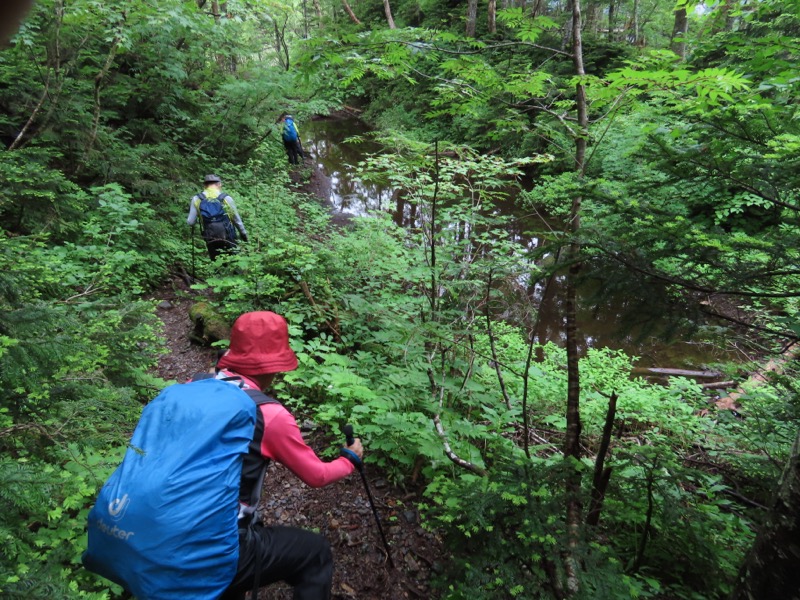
[213,311,364,600]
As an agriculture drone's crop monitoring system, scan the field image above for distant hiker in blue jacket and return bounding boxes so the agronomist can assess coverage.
[187,174,248,260]
[281,114,304,165]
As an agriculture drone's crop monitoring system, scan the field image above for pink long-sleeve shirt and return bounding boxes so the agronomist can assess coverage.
[257,402,354,487]
[218,370,354,490]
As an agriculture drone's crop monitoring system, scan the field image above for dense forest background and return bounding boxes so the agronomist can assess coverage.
[1,0,798,598]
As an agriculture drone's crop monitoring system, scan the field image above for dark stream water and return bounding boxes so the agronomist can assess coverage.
[303,117,738,371]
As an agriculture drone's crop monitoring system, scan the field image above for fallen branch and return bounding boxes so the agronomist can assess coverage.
[428,368,487,476]
[299,280,341,343]
[700,380,736,389]
[722,488,768,511]
[432,412,487,476]
[632,367,723,378]
[0,422,50,438]
[716,342,800,406]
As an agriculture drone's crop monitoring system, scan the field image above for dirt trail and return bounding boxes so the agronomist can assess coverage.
[150,151,445,599]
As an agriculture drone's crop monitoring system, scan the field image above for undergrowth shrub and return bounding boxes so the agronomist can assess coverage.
[0,218,167,598]
[416,338,762,600]
[0,149,90,239]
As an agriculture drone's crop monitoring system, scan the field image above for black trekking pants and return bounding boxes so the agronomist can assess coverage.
[220,522,333,600]
[283,139,304,165]
[206,238,237,261]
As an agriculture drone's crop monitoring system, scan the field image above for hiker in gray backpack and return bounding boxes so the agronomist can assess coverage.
[216,311,364,600]
[280,114,304,165]
[187,174,248,260]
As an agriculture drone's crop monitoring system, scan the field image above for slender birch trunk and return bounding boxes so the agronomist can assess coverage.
[342,0,361,25]
[563,0,588,594]
[383,0,396,29]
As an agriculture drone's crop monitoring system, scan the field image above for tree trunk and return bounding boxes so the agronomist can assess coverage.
[584,0,599,34]
[341,0,361,25]
[586,393,617,526]
[488,0,497,34]
[630,0,639,44]
[274,18,290,71]
[85,17,125,160]
[383,0,396,29]
[607,0,615,40]
[729,429,800,600]
[10,0,66,149]
[561,0,573,51]
[465,0,478,37]
[723,0,736,32]
[563,0,588,594]
[670,7,688,59]
[312,0,322,20]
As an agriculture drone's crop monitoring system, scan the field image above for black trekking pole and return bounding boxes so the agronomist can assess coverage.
[341,424,395,568]
[190,224,196,283]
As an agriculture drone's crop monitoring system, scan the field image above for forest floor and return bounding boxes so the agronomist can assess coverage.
[150,150,447,599]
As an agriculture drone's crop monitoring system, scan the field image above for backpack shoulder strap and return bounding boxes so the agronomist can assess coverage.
[189,373,280,407]
[245,388,280,406]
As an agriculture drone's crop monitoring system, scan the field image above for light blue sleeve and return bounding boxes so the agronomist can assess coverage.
[187,196,199,226]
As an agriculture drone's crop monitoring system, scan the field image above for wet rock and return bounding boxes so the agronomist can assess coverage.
[339,582,358,597]
[404,553,421,573]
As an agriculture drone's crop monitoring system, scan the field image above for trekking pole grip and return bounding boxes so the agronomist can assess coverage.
[340,424,362,469]
[342,424,355,446]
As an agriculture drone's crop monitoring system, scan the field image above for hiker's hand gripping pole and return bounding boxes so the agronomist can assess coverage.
[341,424,394,568]
[340,425,362,469]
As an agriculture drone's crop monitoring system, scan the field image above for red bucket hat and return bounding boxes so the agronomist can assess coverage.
[217,311,298,376]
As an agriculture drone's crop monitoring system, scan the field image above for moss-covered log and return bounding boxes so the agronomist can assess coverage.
[188,301,230,346]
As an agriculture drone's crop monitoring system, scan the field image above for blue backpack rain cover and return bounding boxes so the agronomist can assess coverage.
[282,118,299,142]
[82,379,256,599]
